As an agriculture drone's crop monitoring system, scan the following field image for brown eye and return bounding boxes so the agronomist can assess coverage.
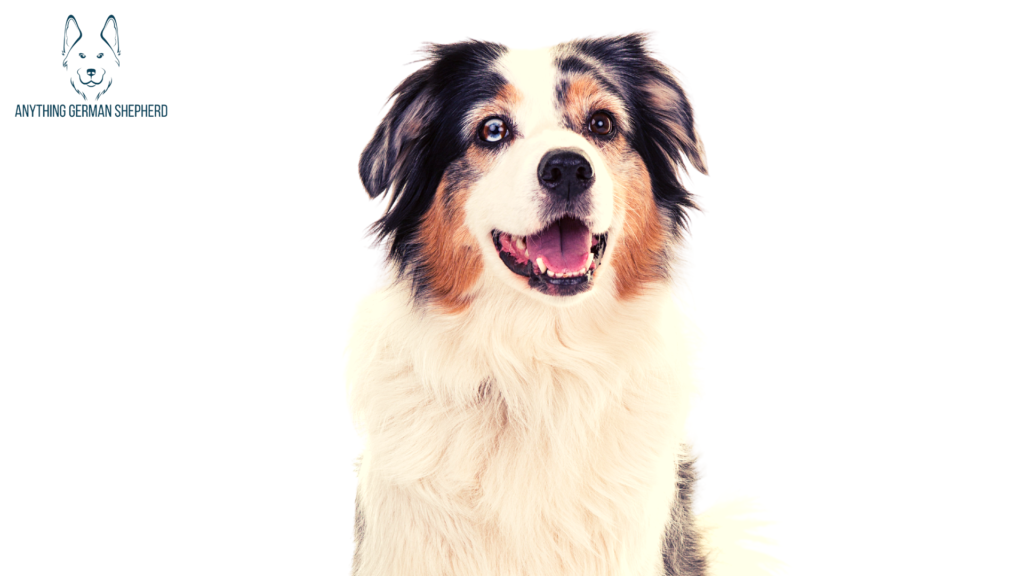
[479,118,509,143]
[589,111,613,136]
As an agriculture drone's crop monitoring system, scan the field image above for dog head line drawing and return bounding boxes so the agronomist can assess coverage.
[63,15,120,102]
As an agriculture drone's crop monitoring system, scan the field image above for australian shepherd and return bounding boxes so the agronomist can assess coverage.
[348,34,726,576]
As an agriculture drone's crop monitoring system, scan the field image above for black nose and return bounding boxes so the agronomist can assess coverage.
[538,148,594,200]
[87,69,96,76]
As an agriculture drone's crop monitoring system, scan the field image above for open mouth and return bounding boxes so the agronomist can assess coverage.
[491,217,608,297]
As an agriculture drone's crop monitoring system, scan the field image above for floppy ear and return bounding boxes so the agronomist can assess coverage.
[358,71,433,200]
[640,70,708,175]
[63,15,81,68]
[101,15,120,66]
[358,65,444,264]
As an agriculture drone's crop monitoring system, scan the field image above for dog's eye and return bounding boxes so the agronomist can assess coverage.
[588,111,614,136]
[79,53,85,58]
[97,53,103,59]
[478,118,509,143]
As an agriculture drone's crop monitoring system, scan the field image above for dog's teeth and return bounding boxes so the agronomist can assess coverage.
[547,269,555,277]
[587,252,594,268]
[537,257,547,274]
[525,249,529,257]
[516,237,526,251]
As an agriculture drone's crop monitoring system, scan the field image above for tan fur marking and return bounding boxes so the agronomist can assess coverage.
[495,83,522,109]
[561,75,629,133]
[418,174,483,313]
[645,79,678,112]
[564,75,602,111]
[610,154,668,299]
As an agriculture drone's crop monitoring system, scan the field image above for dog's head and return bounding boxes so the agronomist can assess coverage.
[360,34,706,312]
[63,15,120,101]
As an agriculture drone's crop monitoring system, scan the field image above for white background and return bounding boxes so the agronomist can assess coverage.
[2,1,1022,575]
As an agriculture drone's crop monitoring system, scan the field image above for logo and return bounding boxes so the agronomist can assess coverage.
[13,13,167,119]
[63,15,120,102]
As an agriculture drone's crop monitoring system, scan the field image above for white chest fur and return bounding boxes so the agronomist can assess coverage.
[349,280,695,576]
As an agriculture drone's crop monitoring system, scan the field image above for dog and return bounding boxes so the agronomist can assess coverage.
[349,34,719,576]
[63,15,120,102]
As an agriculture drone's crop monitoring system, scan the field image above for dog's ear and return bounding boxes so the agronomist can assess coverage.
[358,71,434,201]
[101,15,120,66]
[63,15,81,68]
[639,65,708,176]
[621,35,706,232]
[358,67,441,266]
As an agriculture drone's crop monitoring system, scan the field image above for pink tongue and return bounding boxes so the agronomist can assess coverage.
[526,218,591,273]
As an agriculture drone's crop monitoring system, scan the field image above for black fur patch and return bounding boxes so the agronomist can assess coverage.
[663,456,708,576]
[358,41,508,300]
[556,33,708,239]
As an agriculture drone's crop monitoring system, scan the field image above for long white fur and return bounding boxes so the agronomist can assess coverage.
[350,271,695,576]
[350,47,704,576]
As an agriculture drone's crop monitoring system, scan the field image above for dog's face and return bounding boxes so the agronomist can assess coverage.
[360,35,706,312]
[63,15,120,102]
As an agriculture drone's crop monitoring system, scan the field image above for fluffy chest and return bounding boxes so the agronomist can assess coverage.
[350,286,693,575]
[355,354,686,575]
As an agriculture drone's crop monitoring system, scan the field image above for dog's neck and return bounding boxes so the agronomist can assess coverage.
[351,271,690,429]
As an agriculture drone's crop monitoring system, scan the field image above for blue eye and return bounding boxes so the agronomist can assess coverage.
[479,118,509,143]
[97,53,103,58]
[79,53,85,58]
